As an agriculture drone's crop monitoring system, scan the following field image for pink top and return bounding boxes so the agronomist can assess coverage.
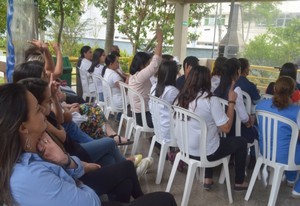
[129,55,162,113]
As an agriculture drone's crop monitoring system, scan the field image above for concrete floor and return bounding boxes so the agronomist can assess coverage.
[111,120,300,206]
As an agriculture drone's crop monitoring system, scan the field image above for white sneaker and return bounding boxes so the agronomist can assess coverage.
[292,190,300,198]
[136,157,153,179]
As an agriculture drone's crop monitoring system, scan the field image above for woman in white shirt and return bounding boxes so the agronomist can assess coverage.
[88,48,106,101]
[150,60,179,143]
[175,65,248,191]
[103,54,124,113]
[78,46,94,101]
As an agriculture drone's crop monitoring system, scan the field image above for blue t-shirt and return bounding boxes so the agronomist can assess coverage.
[235,76,261,103]
[256,99,300,164]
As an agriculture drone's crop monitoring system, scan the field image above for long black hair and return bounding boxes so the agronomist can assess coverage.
[129,52,152,75]
[176,65,212,109]
[77,45,91,68]
[88,48,105,73]
[13,61,46,83]
[102,54,117,77]
[154,61,178,97]
[0,84,28,205]
[215,58,240,98]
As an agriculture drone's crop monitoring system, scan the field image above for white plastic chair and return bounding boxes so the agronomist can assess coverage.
[92,74,121,119]
[217,97,260,183]
[166,106,233,206]
[245,110,300,206]
[127,87,154,155]
[261,93,273,100]
[148,95,178,184]
[79,69,97,102]
[91,74,105,109]
[118,81,134,154]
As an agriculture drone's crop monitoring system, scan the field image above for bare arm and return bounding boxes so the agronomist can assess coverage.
[50,42,63,80]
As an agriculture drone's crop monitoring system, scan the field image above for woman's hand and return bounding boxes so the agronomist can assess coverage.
[81,161,101,174]
[37,132,70,166]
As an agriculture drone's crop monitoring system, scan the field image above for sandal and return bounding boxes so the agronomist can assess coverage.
[234,182,248,191]
[203,179,214,190]
[109,134,134,146]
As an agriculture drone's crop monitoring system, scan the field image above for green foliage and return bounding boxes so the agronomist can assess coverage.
[241,2,281,26]
[48,13,88,57]
[90,0,213,54]
[0,0,6,35]
[243,19,300,67]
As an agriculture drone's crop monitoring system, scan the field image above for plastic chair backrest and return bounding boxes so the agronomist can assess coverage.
[118,81,130,116]
[149,95,176,144]
[173,105,208,163]
[92,74,104,103]
[256,110,299,168]
[127,86,152,130]
[241,91,252,114]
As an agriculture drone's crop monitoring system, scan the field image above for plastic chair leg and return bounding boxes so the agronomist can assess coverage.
[245,157,263,201]
[130,129,141,155]
[267,167,284,206]
[155,144,168,184]
[166,153,181,192]
[147,135,157,158]
[181,163,197,206]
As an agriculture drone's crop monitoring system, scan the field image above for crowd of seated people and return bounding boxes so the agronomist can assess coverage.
[2,24,300,206]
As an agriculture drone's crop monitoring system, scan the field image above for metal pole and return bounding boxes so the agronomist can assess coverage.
[211,3,219,58]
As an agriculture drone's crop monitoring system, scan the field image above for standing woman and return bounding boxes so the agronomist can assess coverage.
[129,28,163,128]
[89,48,106,101]
[256,76,300,198]
[175,65,248,190]
[78,46,95,101]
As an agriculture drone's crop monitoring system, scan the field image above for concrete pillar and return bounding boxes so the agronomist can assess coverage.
[173,3,190,64]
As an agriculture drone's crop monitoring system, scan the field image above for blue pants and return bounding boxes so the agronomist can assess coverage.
[80,137,126,167]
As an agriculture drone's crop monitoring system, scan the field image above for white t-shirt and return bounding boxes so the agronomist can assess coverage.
[183,92,229,156]
[234,86,249,123]
[211,75,220,93]
[79,58,94,99]
[93,64,104,93]
[104,68,123,110]
[149,84,179,143]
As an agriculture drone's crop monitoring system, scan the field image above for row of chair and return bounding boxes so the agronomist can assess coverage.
[89,75,297,206]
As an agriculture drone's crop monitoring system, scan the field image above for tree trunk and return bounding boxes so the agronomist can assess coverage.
[105,0,116,54]
[57,0,64,44]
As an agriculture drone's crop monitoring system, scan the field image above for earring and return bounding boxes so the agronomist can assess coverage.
[24,137,32,151]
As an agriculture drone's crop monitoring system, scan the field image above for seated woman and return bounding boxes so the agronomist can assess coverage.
[210,56,227,93]
[103,54,124,112]
[174,65,248,190]
[13,61,131,145]
[128,28,163,128]
[266,62,300,103]
[150,60,179,143]
[0,83,177,206]
[256,76,300,198]
[214,58,257,144]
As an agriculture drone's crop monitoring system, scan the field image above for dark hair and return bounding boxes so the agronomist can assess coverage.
[279,62,297,80]
[183,56,199,71]
[25,46,44,62]
[88,48,104,73]
[13,61,46,83]
[102,54,118,76]
[162,54,174,62]
[215,58,241,98]
[273,76,295,109]
[129,52,152,75]
[77,45,91,68]
[110,51,120,57]
[212,56,227,76]
[239,58,250,73]
[154,61,178,97]
[176,65,212,109]
[18,78,48,104]
[0,84,28,205]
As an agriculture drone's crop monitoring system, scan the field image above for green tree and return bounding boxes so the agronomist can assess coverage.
[38,0,84,44]
[105,0,116,53]
[90,0,213,54]
[241,2,280,42]
[0,0,6,35]
[243,18,300,67]
[48,13,88,56]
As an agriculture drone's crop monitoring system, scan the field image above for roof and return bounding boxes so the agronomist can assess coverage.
[169,0,296,3]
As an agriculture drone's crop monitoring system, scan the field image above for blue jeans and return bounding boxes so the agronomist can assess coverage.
[62,121,94,143]
[80,137,126,166]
